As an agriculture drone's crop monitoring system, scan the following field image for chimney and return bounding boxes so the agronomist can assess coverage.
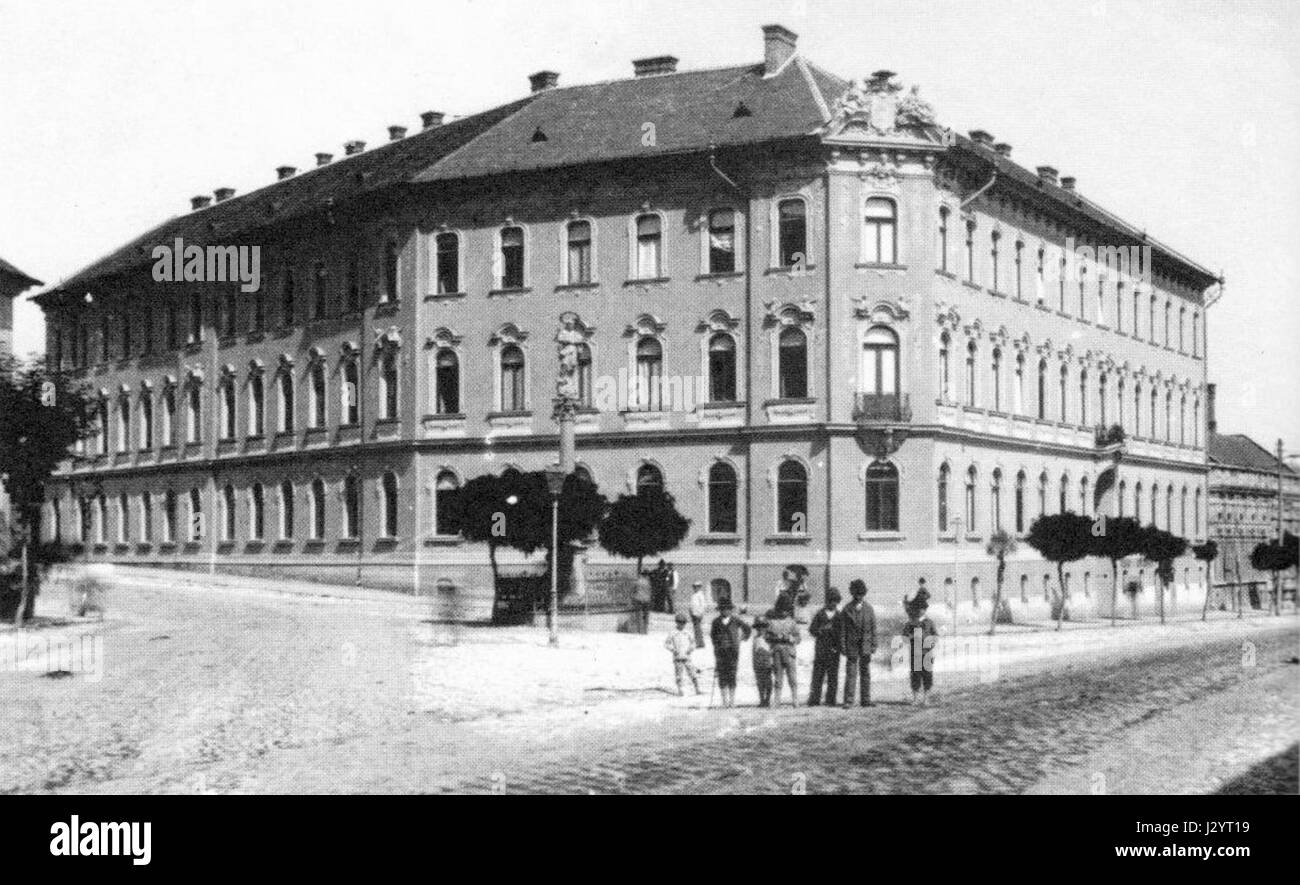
[632,56,678,77]
[344,140,366,156]
[315,152,333,167]
[761,24,798,75]
[968,129,994,147]
[420,111,445,129]
[1060,176,1076,191]
[1036,165,1058,185]
[529,70,559,93]
[191,195,212,211]
[388,125,407,142]
[993,142,1012,157]
[1206,383,1217,434]
[276,165,297,180]
[214,187,235,202]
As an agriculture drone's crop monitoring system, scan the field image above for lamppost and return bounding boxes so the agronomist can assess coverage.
[544,464,565,647]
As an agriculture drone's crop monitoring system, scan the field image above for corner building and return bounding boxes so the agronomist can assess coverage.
[37,26,1218,620]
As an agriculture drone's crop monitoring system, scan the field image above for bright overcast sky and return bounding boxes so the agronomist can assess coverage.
[2,0,1297,447]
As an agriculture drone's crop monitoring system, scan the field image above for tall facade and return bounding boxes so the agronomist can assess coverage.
[36,25,1219,619]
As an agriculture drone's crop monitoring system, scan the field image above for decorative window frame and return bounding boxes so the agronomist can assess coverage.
[697,309,743,406]
[626,208,668,281]
[858,192,900,266]
[768,191,815,271]
[559,215,599,286]
[698,205,746,276]
[697,455,742,536]
[429,465,463,539]
[426,326,465,417]
[489,323,531,413]
[768,453,813,536]
[426,226,466,297]
[493,220,531,291]
[626,458,668,495]
[767,304,815,401]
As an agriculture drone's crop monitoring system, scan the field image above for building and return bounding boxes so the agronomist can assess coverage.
[35,25,1219,621]
[1206,391,1299,602]
[2,256,44,552]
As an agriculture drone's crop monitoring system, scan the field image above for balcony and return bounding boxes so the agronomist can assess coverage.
[853,392,912,424]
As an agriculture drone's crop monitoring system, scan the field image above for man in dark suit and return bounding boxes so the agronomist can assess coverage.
[835,579,877,707]
[807,587,842,706]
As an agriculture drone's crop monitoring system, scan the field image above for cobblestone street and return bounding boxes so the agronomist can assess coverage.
[1,577,1295,795]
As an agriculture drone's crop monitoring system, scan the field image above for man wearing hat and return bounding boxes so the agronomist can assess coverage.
[688,580,709,648]
[709,600,751,708]
[835,579,877,707]
[807,587,842,706]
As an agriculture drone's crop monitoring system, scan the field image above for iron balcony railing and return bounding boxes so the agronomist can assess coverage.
[853,392,912,423]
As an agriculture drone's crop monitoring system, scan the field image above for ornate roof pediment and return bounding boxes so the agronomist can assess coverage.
[821,70,949,147]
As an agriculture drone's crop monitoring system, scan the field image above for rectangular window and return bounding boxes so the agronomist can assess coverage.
[382,241,399,303]
[567,221,593,283]
[635,215,661,279]
[862,198,897,264]
[707,210,736,274]
[500,227,525,289]
[777,199,807,268]
[435,233,459,294]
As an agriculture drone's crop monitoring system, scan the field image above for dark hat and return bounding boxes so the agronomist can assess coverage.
[848,579,867,597]
[826,587,842,604]
[675,613,688,624]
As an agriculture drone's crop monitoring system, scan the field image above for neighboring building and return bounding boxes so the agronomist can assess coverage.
[34,25,1219,620]
[1,256,43,552]
[1206,388,1299,599]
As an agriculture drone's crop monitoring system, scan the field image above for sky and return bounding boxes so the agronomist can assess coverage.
[2,0,1297,448]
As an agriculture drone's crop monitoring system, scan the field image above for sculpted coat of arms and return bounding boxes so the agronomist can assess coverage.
[826,69,938,138]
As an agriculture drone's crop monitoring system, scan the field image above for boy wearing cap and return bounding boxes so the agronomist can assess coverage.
[807,587,842,706]
[664,613,701,696]
[751,616,774,707]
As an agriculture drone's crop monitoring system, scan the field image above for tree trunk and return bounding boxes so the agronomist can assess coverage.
[1158,573,1166,625]
[1055,563,1066,631]
[1200,560,1212,621]
[487,543,502,624]
[13,542,31,628]
[1110,559,1119,628]
[1273,571,1281,616]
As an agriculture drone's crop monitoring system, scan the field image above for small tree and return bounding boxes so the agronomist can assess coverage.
[1141,526,1187,625]
[1024,513,1093,630]
[0,355,93,626]
[1193,540,1220,620]
[1250,539,1295,616]
[598,488,690,576]
[441,472,515,619]
[1088,516,1145,627]
[984,528,1018,635]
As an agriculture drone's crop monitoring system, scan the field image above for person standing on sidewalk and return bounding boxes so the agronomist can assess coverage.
[807,587,842,706]
[765,601,801,708]
[664,613,701,696]
[689,580,709,649]
[709,600,751,708]
[751,616,774,707]
[902,596,938,705]
[836,579,877,707]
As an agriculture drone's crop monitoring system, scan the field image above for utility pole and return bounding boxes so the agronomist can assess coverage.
[1277,438,1285,543]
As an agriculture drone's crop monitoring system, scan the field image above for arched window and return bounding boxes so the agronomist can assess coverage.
[1058,364,1068,422]
[500,344,526,412]
[777,198,807,268]
[965,466,977,530]
[342,475,360,539]
[435,232,460,294]
[1151,484,1160,528]
[1078,368,1088,425]
[861,326,899,395]
[159,387,173,448]
[964,220,976,282]
[499,226,525,289]
[937,464,950,532]
[1179,395,1187,444]
[707,462,738,534]
[1133,382,1142,436]
[186,385,202,444]
[1134,481,1144,523]
[1178,306,1186,352]
[1079,476,1090,516]
[937,207,950,272]
[636,463,664,496]
[862,197,897,264]
[379,350,399,420]
[309,362,327,428]
[1194,487,1202,536]
[1165,485,1174,530]
[1193,398,1200,447]
[778,327,808,399]
[1098,373,1108,426]
[709,334,737,403]
[990,468,1003,530]
[1118,480,1127,517]
[970,576,981,606]
[305,479,324,539]
[279,481,295,540]
[864,461,899,532]
[566,220,592,284]
[708,209,736,274]
[634,337,663,411]
[1014,352,1025,414]
[434,470,460,536]
[776,460,808,533]
[162,491,176,543]
[341,358,359,426]
[1038,471,1048,517]
[1150,388,1158,438]
[938,332,951,401]
[1015,470,1026,533]
[250,483,265,540]
[965,340,977,406]
[139,391,153,450]
[382,473,399,538]
[1037,359,1047,419]
[1164,391,1172,442]
[221,484,236,541]
[1180,486,1188,536]
[634,214,662,279]
[1164,301,1171,346]
[1192,312,1200,356]
[990,347,1002,412]
[1117,377,1126,430]
[278,371,294,433]
[188,488,203,542]
[1059,473,1069,514]
[140,491,152,542]
[435,349,459,414]
[248,373,265,436]
[116,494,129,544]
[989,230,1001,291]
[1020,573,1029,603]
[117,396,130,452]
